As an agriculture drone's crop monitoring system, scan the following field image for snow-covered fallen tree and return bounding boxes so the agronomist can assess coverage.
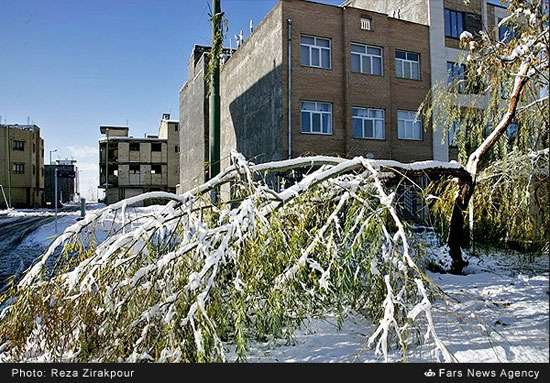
[0,152,470,363]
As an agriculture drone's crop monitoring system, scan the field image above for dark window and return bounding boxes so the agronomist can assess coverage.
[130,142,140,151]
[445,9,464,38]
[130,164,140,173]
[498,18,516,43]
[13,140,24,151]
[174,124,179,132]
[151,164,162,174]
[447,61,466,93]
[13,163,24,174]
[151,143,162,152]
[175,145,180,153]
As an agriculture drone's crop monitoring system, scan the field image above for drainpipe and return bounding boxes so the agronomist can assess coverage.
[287,19,292,159]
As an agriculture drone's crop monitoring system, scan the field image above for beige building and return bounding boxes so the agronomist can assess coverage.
[0,124,45,208]
[179,0,433,192]
[99,114,180,204]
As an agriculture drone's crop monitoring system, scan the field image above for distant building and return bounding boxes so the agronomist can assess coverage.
[179,0,433,193]
[0,124,44,208]
[45,159,78,206]
[98,114,180,204]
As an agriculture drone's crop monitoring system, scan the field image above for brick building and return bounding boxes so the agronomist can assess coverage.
[179,0,433,193]
[0,124,44,208]
[99,114,180,204]
[346,0,510,161]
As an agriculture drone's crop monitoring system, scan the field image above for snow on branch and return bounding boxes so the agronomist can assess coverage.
[0,152,467,362]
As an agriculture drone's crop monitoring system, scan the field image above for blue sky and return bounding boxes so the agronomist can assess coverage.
[0,0,342,200]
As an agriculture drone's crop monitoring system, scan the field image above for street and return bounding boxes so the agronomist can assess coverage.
[0,205,81,290]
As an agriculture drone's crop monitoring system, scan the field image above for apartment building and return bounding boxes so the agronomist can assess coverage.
[99,114,180,204]
[345,0,510,161]
[0,124,44,208]
[179,0,433,192]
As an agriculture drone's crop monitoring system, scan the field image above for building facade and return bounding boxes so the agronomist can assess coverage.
[179,0,433,193]
[0,124,44,208]
[99,114,180,204]
[345,0,509,161]
[45,159,78,206]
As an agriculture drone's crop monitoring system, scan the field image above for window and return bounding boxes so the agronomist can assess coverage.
[498,18,515,43]
[360,18,371,31]
[130,142,140,151]
[352,107,385,139]
[13,163,24,174]
[33,164,36,175]
[12,140,24,151]
[447,61,481,94]
[175,145,180,153]
[174,124,179,132]
[301,101,332,135]
[447,61,466,93]
[448,121,460,147]
[445,9,464,38]
[301,35,331,69]
[151,164,162,174]
[351,43,383,76]
[396,51,420,80]
[130,164,140,173]
[397,110,422,140]
[151,143,162,152]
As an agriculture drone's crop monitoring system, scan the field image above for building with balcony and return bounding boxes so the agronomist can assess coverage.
[99,114,180,204]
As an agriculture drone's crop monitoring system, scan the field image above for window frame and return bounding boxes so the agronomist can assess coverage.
[151,142,162,152]
[445,9,464,38]
[351,43,383,76]
[13,163,25,174]
[12,140,25,151]
[300,101,333,135]
[395,50,420,80]
[129,142,140,151]
[300,35,332,69]
[447,61,466,93]
[397,110,423,141]
[352,107,385,140]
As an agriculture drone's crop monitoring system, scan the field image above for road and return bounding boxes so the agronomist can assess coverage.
[0,205,81,290]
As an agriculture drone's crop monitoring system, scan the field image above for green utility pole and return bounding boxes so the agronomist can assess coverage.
[210,0,221,180]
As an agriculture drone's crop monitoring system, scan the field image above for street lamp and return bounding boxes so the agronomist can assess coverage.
[49,149,57,206]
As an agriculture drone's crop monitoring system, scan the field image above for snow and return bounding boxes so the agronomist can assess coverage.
[239,251,549,363]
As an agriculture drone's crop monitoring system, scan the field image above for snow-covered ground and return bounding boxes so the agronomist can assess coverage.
[241,252,549,363]
[1,204,548,363]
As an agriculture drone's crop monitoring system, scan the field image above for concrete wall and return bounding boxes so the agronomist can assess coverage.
[220,1,284,171]
[179,54,209,193]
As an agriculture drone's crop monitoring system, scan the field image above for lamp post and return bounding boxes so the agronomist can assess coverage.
[105,128,109,205]
[49,149,57,206]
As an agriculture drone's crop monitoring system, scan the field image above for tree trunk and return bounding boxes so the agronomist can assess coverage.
[446,60,531,274]
[448,179,474,274]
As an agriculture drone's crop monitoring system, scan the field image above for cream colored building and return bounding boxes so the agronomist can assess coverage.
[99,114,180,204]
[0,124,45,208]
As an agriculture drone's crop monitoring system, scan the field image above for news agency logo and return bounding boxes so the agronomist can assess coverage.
[424,369,436,378]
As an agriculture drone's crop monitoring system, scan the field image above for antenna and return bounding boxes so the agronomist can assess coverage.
[250,19,254,34]
[239,29,244,45]
[27,116,30,125]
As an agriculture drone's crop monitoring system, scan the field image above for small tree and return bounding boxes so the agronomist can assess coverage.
[424,0,549,272]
